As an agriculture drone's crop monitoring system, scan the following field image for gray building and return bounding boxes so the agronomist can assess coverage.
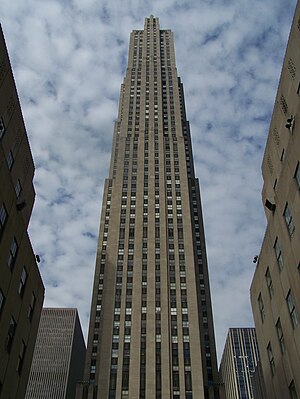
[77,15,220,399]
[219,328,260,399]
[250,1,300,398]
[0,24,44,399]
[25,308,86,399]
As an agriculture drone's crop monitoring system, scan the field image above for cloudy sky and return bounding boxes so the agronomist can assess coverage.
[0,0,297,362]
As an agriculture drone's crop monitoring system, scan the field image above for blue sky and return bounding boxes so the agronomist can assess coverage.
[0,0,297,362]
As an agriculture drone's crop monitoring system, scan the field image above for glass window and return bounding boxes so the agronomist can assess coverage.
[0,289,5,314]
[274,237,283,270]
[0,204,7,236]
[287,290,298,328]
[276,318,285,353]
[295,162,300,190]
[265,268,274,299]
[258,294,265,322]
[16,341,26,374]
[15,179,22,198]
[6,317,17,353]
[283,203,295,236]
[18,267,28,297]
[289,380,298,399]
[28,293,36,321]
[267,342,275,376]
[0,116,5,138]
[7,150,14,170]
[7,238,18,270]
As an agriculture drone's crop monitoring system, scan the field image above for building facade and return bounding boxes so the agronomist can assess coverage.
[77,16,220,399]
[250,2,300,398]
[0,25,44,399]
[25,308,86,399]
[219,328,260,399]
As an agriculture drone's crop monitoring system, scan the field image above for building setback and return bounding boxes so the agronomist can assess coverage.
[77,15,220,399]
[219,328,260,399]
[25,308,86,399]
[250,1,300,398]
[0,24,44,399]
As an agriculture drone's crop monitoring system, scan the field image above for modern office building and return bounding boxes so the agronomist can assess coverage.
[77,15,220,399]
[25,308,86,399]
[0,25,44,399]
[250,1,300,398]
[219,328,260,399]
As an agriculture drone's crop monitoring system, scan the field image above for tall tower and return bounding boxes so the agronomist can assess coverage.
[250,1,300,398]
[0,25,44,399]
[79,16,219,399]
[219,328,261,399]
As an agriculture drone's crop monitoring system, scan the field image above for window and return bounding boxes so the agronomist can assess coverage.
[7,237,18,270]
[28,293,36,321]
[287,290,298,328]
[0,204,7,236]
[15,179,22,198]
[0,116,5,138]
[294,162,300,190]
[289,380,298,399]
[267,342,275,376]
[276,318,285,353]
[6,317,16,353]
[7,150,14,170]
[265,268,274,299]
[18,267,27,297]
[0,289,4,314]
[258,293,265,322]
[283,203,295,236]
[16,341,26,374]
[274,237,283,270]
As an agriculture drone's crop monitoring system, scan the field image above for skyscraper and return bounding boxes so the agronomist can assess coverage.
[219,328,260,399]
[78,16,219,399]
[0,24,44,399]
[250,1,300,398]
[25,308,86,399]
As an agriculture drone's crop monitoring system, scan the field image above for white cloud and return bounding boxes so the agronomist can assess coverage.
[0,0,297,363]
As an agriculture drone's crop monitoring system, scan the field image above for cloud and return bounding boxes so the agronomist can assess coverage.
[0,0,297,363]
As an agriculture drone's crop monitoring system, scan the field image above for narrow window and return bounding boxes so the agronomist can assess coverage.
[265,268,274,299]
[7,150,14,170]
[0,289,5,314]
[28,293,36,321]
[15,179,22,198]
[0,204,7,237]
[294,162,300,190]
[287,290,298,328]
[283,203,295,236]
[0,116,5,139]
[6,317,17,353]
[258,293,265,322]
[18,267,28,297]
[289,380,298,399]
[7,237,18,270]
[276,318,285,353]
[16,341,26,374]
[267,342,275,376]
[274,237,283,270]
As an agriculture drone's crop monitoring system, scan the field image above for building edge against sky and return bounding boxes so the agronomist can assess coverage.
[0,25,44,399]
[77,16,221,399]
[250,1,300,398]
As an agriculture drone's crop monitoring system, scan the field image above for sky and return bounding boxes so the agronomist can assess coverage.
[0,0,297,362]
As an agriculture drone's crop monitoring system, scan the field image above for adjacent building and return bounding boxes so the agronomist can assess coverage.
[250,2,300,398]
[77,15,220,399]
[25,308,86,399]
[219,328,260,399]
[0,25,44,398]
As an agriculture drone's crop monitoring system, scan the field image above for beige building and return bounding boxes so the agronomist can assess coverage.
[0,25,44,398]
[250,2,300,398]
[219,328,260,399]
[25,308,86,399]
[77,16,220,399]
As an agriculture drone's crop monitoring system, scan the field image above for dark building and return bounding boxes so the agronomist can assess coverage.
[25,308,86,399]
[77,15,220,399]
[250,1,300,398]
[219,328,260,399]
[0,24,44,399]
